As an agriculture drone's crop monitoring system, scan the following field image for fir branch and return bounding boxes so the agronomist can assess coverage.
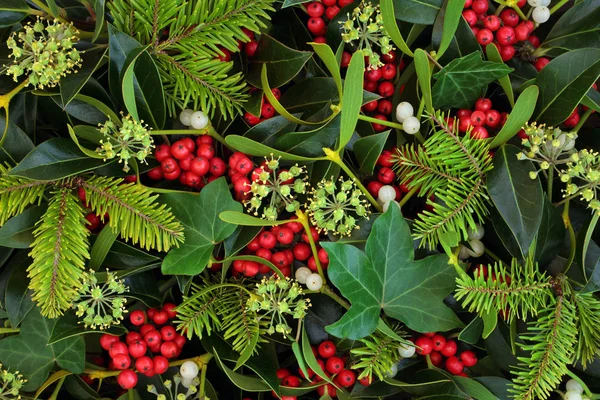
[392,112,493,247]
[218,286,265,356]
[454,259,553,323]
[573,292,600,368]
[28,185,90,318]
[510,295,578,400]
[351,327,410,381]
[0,164,47,225]
[79,176,184,252]
[175,281,223,339]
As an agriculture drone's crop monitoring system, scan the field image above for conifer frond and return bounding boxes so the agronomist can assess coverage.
[108,0,276,118]
[454,259,553,323]
[28,186,90,318]
[350,326,411,381]
[392,111,493,247]
[573,292,600,368]
[175,281,223,339]
[0,164,47,225]
[510,295,578,400]
[79,176,184,252]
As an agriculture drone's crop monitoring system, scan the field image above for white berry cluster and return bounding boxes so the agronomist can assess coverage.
[395,102,421,135]
[528,0,551,23]
[458,224,485,260]
[377,185,400,213]
[295,267,323,291]
[564,379,590,400]
[179,109,210,130]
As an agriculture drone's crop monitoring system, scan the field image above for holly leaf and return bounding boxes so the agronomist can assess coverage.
[161,178,242,275]
[0,307,85,391]
[321,205,462,340]
[432,52,513,109]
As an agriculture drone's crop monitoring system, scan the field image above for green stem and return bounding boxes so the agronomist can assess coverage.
[199,365,208,398]
[562,200,577,274]
[358,114,404,131]
[127,389,134,400]
[398,186,418,207]
[494,4,505,15]
[565,370,594,399]
[320,284,350,309]
[547,167,554,201]
[28,0,67,22]
[296,210,326,283]
[573,108,594,133]
[0,328,20,334]
[549,0,569,14]
[48,376,66,400]
[510,5,528,21]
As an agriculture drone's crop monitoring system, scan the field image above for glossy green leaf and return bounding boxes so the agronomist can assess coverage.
[108,25,142,105]
[582,87,600,112]
[302,328,336,386]
[67,125,103,159]
[74,94,120,122]
[5,257,34,327]
[60,47,108,107]
[339,51,364,150]
[220,211,290,227]
[214,349,271,391]
[35,370,72,399]
[481,311,497,340]
[436,18,480,64]
[534,48,600,125]
[247,34,312,88]
[436,0,464,59]
[48,313,126,344]
[281,0,305,7]
[0,205,45,248]
[161,178,242,275]
[488,85,538,148]
[415,49,434,114]
[485,44,514,107]
[8,138,109,180]
[89,225,120,271]
[309,43,343,95]
[381,0,413,57]
[432,52,513,109]
[0,117,34,164]
[581,214,600,293]
[321,205,462,339]
[534,198,565,266]
[536,0,600,57]
[92,0,105,42]
[244,115,298,147]
[393,0,443,25]
[353,130,390,174]
[276,114,341,157]
[486,145,543,258]
[224,225,262,257]
[459,317,483,344]
[0,307,84,391]
[0,0,29,27]
[226,135,320,161]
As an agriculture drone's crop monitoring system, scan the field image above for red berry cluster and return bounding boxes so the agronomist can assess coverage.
[463,0,539,61]
[224,221,329,278]
[243,88,282,126]
[305,0,352,41]
[98,303,185,390]
[450,97,509,139]
[358,51,406,132]
[217,28,259,60]
[414,332,478,376]
[366,149,406,200]
[274,340,370,400]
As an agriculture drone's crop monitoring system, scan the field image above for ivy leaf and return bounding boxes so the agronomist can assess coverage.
[321,205,462,340]
[0,307,85,391]
[353,131,390,174]
[161,178,242,275]
[394,0,443,25]
[432,52,513,109]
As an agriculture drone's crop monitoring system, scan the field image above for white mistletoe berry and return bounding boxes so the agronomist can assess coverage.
[190,111,209,130]
[181,377,195,388]
[565,391,583,400]
[386,363,398,377]
[532,6,550,23]
[179,109,194,126]
[378,185,396,203]
[466,239,485,258]
[305,273,323,291]
[295,267,312,284]
[527,0,542,6]
[180,361,199,379]
[395,102,414,122]
[467,224,485,241]
[458,245,471,260]
[540,0,551,5]
[566,379,584,394]
[398,344,416,358]
[402,116,421,135]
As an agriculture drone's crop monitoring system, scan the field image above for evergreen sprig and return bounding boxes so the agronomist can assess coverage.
[454,259,553,323]
[107,0,275,118]
[510,294,578,400]
[80,176,184,252]
[0,164,47,225]
[351,327,411,381]
[392,112,493,247]
[175,281,224,340]
[28,185,90,318]
[573,291,600,368]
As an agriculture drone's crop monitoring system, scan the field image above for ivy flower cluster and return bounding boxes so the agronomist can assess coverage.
[97,114,154,172]
[247,276,310,338]
[339,1,394,69]
[560,149,600,212]
[147,376,199,400]
[307,177,371,236]
[245,155,308,220]
[0,364,26,399]
[516,123,577,179]
[5,18,81,89]
[72,269,129,329]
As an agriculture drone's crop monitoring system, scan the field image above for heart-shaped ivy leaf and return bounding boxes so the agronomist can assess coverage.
[321,205,462,340]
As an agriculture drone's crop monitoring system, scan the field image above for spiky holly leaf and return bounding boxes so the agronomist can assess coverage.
[321,205,462,340]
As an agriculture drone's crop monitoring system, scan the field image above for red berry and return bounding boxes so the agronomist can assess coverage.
[129,310,146,326]
[209,157,226,177]
[514,23,529,42]
[441,340,458,357]
[143,330,161,347]
[463,9,477,26]
[173,334,186,349]
[85,213,100,231]
[483,15,501,31]
[415,336,434,355]
[317,383,337,397]
[457,109,472,119]
[528,35,541,47]
[190,157,210,177]
[135,356,154,373]
[244,40,259,57]
[336,369,356,387]
[564,112,580,128]
[234,157,253,175]
[500,9,519,27]
[196,144,215,160]
[367,180,384,197]
[362,100,378,113]
[364,80,378,92]
[276,368,291,379]
[476,29,494,45]
[128,340,147,359]
[140,323,155,336]
[126,332,142,344]
[338,0,354,6]
[161,157,178,173]
[460,350,478,367]
[475,98,492,112]
[242,261,260,277]
[372,114,388,132]
[325,6,340,19]
[431,334,447,351]
[117,370,138,389]
[381,50,397,63]
[244,112,261,126]
[109,342,129,359]
[155,144,172,163]
[302,226,320,243]
[100,334,120,351]
[471,0,488,14]
[180,137,195,152]
[171,141,191,160]
[381,63,397,80]
[276,227,295,245]
[160,326,177,342]
[292,243,311,261]
[378,81,395,97]
[163,303,177,319]
[365,68,382,82]
[318,248,329,265]
[271,252,289,268]
[359,375,373,386]
[113,354,131,370]
[259,231,277,249]
[153,355,169,374]
[341,51,352,68]
[152,310,169,325]
[378,167,395,184]
[470,111,486,126]
[485,110,501,127]
[261,103,276,119]
[147,167,163,180]
[430,351,443,366]
[318,340,336,358]
[217,48,232,62]
[307,17,326,35]
[325,356,344,374]
[377,99,393,115]
[307,2,325,17]
[445,356,464,375]
[534,57,551,71]
[282,375,301,387]
[497,26,516,46]
[470,125,489,139]
[160,341,179,358]
[499,45,515,61]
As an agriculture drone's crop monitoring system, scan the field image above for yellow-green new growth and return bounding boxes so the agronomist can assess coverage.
[0,363,26,399]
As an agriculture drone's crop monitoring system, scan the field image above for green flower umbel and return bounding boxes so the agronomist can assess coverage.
[307,177,371,236]
[5,17,81,89]
[560,149,600,212]
[97,114,155,172]
[247,276,310,339]
[72,269,128,329]
[0,364,26,399]
[339,1,394,69]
